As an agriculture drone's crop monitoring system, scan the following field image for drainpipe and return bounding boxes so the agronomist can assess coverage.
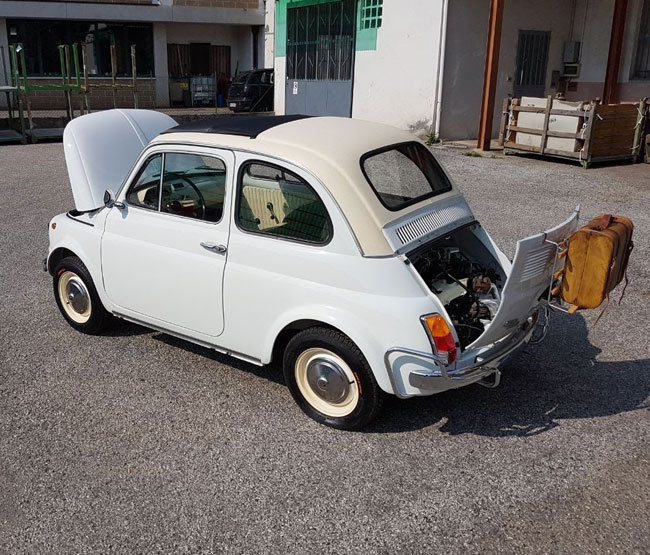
[432,0,448,139]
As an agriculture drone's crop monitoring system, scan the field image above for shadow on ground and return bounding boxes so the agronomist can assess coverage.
[368,313,650,435]
[111,312,650,436]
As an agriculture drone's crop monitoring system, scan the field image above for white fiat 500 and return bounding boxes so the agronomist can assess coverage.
[47,110,578,429]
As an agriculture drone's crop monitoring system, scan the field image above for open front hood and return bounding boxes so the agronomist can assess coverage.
[63,109,177,211]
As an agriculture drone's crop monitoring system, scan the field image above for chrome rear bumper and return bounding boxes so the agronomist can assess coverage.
[386,310,539,397]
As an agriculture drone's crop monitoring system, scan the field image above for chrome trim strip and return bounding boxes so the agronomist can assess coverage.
[112,311,263,367]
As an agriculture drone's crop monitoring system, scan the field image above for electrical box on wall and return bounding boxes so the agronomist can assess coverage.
[563,63,581,78]
[563,41,581,64]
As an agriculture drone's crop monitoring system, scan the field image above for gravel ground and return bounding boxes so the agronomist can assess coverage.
[1,141,649,554]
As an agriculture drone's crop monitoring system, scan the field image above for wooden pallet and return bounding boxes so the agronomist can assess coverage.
[499,96,649,168]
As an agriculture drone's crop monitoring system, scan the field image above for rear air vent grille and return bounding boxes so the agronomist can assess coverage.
[519,244,556,282]
[394,203,472,245]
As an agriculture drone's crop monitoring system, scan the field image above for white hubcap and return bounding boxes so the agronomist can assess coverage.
[58,271,92,324]
[295,348,360,418]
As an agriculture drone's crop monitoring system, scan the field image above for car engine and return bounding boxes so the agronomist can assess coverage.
[408,226,506,349]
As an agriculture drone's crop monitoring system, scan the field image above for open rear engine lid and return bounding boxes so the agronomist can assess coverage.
[63,109,177,211]
[466,208,580,351]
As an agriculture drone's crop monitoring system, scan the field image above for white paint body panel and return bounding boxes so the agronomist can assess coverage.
[63,110,177,211]
[101,145,234,338]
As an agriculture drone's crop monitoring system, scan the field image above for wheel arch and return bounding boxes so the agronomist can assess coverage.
[263,309,394,395]
[47,234,112,312]
[270,319,340,367]
[47,246,77,275]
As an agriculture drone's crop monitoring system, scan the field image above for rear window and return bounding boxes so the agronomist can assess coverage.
[361,142,452,211]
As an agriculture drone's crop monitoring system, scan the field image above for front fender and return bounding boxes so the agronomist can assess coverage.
[47,213,112,311]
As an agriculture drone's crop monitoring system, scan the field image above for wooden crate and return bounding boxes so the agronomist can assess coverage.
[499,96,649,168]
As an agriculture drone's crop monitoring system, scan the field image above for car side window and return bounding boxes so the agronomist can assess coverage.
[161,153,227,223]
[125,154,162,210]
[237,161,331,244]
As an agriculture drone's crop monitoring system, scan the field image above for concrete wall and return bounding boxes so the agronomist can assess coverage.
[263,0,275,69]
[351,0,444,132]
[439,0,574,140]
[565,0,649,102]
[437,0,488,141]
[172,0,260,8]
[273,55,286,115]
[153,22,169,107]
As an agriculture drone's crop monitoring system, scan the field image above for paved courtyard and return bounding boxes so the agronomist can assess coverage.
[1,141,649,554]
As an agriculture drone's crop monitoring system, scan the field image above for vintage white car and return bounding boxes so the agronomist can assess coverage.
[46,110,578,429]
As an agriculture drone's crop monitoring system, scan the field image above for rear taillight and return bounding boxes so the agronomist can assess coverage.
[421,314,458,364]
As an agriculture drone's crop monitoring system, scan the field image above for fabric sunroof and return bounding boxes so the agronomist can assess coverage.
[162,115,311,138]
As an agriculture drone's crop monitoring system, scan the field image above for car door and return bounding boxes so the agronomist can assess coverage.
[101,145,234,338]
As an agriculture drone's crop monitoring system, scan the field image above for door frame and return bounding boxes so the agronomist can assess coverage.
[284,0,357,117]
[101,143,235,338]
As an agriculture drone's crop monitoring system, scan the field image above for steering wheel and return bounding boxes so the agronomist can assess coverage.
[163,176,206,220]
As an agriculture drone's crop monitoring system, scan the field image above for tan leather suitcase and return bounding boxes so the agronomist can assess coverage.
[560,214,634,310]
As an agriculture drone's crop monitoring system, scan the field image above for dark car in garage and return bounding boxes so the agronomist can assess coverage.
[227,69,274,113]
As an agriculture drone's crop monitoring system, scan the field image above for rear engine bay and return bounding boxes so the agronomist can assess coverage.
[408,223,507,349]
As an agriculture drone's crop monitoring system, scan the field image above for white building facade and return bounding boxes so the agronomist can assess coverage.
[266,0,650,140]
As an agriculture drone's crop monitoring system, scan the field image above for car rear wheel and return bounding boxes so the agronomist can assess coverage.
[53,256,111,335]
[283,327,384,430]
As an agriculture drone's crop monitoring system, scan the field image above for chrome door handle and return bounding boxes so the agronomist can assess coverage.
[200,242,227,254]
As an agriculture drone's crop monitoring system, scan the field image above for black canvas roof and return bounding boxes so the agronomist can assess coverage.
[162,114,311,139]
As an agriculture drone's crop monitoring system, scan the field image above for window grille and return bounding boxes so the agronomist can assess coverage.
[286,0,355,81]
[632,0,650,80]
[360,0,383,30]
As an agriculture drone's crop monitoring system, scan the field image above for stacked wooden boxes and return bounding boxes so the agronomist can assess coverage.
[499,95,648,168]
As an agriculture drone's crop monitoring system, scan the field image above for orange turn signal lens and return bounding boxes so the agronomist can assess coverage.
[422,314,457,364]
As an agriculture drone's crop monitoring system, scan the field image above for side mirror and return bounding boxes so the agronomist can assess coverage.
[103,189,125,210]
[103,189,114,207]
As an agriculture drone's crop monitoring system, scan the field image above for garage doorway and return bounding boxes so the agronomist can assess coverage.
[285,0,356,117]
[167,44,231,107]
[513,30,551,98]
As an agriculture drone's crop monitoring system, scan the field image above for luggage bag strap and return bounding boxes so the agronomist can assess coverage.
[594,214,613,230]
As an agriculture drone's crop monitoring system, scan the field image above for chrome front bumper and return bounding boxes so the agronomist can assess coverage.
[385,310,539,397]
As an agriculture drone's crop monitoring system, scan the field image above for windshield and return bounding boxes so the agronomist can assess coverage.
[361,142,452,210]
[232,72,250,84]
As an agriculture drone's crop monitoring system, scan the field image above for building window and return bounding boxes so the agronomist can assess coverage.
[632,0,650,79]
[286,0,355,81]
[360,0,383,30]
[6,19,154,77]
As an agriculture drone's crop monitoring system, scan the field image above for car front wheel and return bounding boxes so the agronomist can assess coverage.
[53,256,111,335]
[283,327,384,430]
